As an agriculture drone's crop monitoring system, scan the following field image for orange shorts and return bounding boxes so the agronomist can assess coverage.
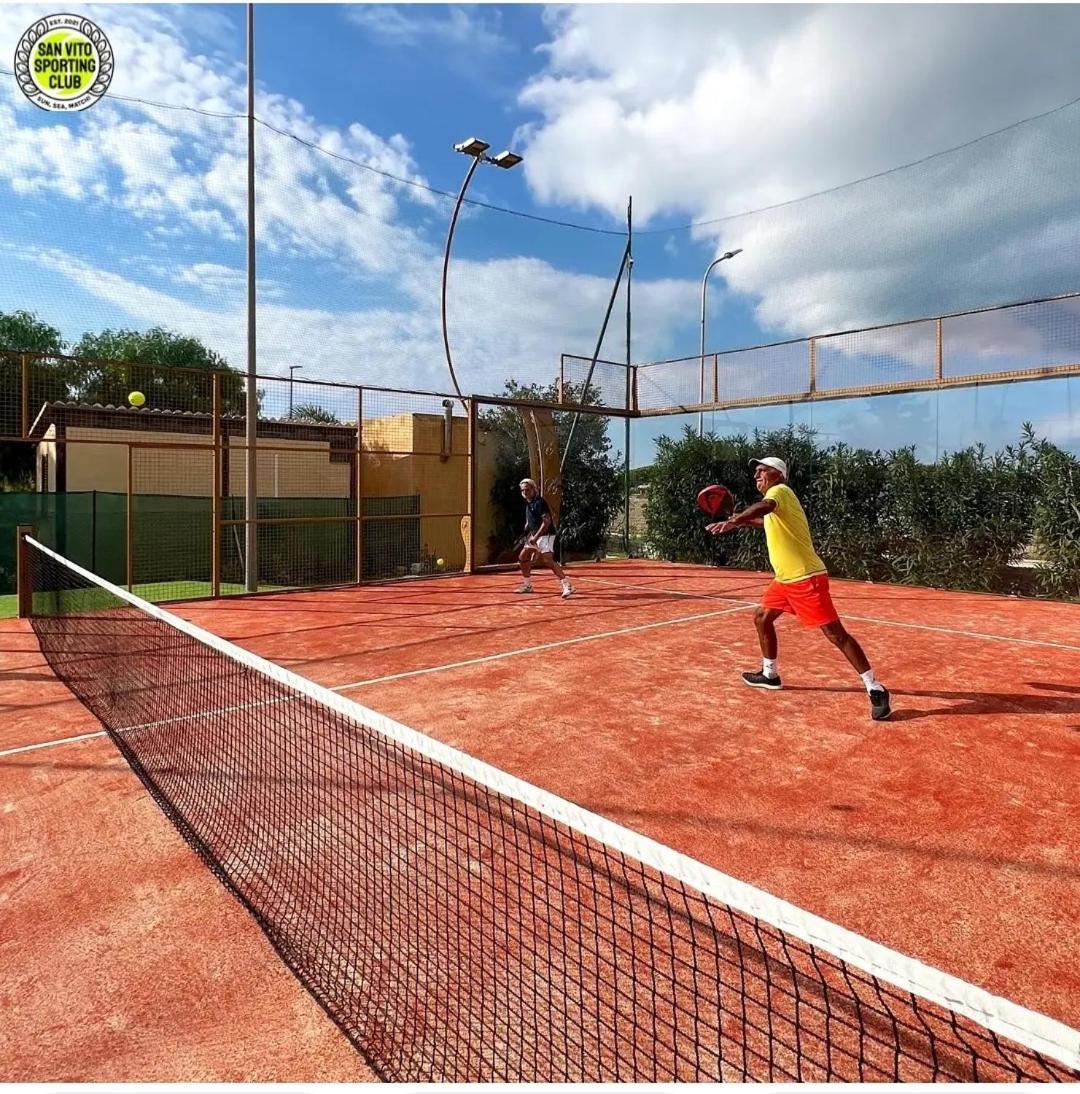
[761,573,839,628]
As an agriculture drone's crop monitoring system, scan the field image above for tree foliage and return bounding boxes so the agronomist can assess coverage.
[481,381,622,561]
[1,310,66,488]
[70,327,245,413]
[643,423,1080,600]
[290,403,340,424]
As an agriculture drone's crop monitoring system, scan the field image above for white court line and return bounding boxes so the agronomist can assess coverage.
[1,602,756,756]
[577,573,1080,653]
[843,612,1080,652]
[0,728,107,758]
[9,576,1077,758]
[332,602,755,692]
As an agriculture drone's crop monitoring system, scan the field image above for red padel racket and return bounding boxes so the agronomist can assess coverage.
[696,484,735,521]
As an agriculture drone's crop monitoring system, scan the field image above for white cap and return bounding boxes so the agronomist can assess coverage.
[749,456,788,479]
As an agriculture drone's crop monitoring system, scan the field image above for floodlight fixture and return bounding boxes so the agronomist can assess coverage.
[491,150,523,170]
[454,136,490,157]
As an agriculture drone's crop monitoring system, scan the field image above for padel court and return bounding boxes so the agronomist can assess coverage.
[1,557,1078,1080]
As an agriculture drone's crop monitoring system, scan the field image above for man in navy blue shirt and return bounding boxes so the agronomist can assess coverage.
[515,478,573,598]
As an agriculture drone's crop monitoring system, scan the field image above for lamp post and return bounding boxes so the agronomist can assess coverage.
[441,137,523,405]
[698,248,742,436]
[288,364,303,419]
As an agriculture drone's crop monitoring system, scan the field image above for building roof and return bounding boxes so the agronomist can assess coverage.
[29,401,358,446]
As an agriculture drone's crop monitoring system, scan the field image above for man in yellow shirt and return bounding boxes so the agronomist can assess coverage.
[708,456,891,721]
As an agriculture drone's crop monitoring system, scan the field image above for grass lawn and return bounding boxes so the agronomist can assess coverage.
[0,581,276,619]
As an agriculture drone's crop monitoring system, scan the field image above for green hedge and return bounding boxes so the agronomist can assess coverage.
[642,424,1080,600]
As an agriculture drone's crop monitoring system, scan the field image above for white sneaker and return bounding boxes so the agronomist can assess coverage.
[561,583,573,599]
[514,581,534,594]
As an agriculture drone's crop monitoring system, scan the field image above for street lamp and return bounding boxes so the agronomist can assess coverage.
[441,136,523,404]
[288,364,303,419]
[699,248,743,435]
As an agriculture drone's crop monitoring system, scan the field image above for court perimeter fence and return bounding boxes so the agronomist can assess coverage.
[2,288,1080,607]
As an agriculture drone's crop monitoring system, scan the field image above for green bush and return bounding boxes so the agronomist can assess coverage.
[642,424,1079,601]
[1030,437,1080,598]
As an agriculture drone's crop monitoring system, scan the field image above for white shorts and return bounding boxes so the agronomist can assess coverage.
[525,534,556,556]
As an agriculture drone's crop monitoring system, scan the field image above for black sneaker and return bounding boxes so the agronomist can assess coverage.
[870,686,892,721]
[742,671,782,690]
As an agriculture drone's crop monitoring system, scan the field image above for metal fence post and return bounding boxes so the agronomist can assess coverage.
[212,373,221,598]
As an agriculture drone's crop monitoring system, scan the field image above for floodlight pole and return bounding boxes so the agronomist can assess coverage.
[441,138,523,411]
[624,195,633,556]
[244,1,258,592]
[698,248,742,436]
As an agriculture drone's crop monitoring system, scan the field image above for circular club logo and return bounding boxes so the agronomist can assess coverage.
[15,13,114,112]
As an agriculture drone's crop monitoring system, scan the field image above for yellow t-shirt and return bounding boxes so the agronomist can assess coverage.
[762,483,827,583]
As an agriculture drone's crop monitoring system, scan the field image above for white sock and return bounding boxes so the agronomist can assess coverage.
[561,578,571,587]
[762,658,779,679]
[860,668,884,693]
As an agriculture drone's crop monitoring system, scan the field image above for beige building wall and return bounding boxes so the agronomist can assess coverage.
[37,410,479,572]
[226,440,351,499]
[38,427,350,499]
[361,413,471,571]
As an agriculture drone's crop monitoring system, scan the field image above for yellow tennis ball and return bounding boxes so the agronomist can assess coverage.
[436,557,445,569]
[128,391,146,407]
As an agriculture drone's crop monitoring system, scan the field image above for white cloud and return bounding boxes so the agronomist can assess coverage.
[345,5,508,53]
[518,5,1080,336]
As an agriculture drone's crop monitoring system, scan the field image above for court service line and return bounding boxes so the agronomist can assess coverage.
[577,574,1080,652]
[843,612,1080,652]
[0,728,107,758]
[1,603,756,757]
[331,602,756,692]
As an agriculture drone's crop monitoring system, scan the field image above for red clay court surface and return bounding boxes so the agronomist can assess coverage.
[2,559,1078,1080]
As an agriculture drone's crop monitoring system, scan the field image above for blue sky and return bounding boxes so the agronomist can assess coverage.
[2,3,1080,464]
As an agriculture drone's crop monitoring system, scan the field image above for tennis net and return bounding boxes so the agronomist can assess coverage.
[21,535,1080,1082]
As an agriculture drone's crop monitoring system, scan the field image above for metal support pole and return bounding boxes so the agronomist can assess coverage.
[20,354,29,438]
[623,196,632,556]
[467,396,477,573]
[561,242,630,475]
[441,156,482,410]
[355,387,363,584]
[244,2,258,592]
[935,317,944,382]
[211,373,221,598]
[126,444,133,592]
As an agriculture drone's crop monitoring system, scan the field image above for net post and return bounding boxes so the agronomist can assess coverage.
[126,443,133,592]
[467,396,477,574]
[16,525,32,618]
[713,353,719,406]
[355,387,363,585]
[211,373,221,599]
[21,353,30,438]
[809,337,817,395]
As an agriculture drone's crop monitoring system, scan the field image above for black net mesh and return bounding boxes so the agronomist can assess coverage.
[23,537,1079,1082]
